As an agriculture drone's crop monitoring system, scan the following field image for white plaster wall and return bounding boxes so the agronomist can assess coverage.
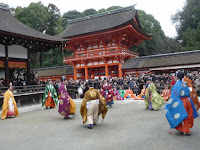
[99,44,104,48]
[8,45,27,59]
[77,73,82,77]
[93,62,98,65]
[113,60,118,63]
[0,44,5,57]
[99,61,105,64]
[107,60,112,64]
[112,42,116,46]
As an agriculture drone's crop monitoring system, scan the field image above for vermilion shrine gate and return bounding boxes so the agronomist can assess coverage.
[61,5,151,80]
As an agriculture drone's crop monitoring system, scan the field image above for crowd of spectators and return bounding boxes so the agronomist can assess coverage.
[1,69,200,99]
[4,70,39,86]
[46,70,200,99]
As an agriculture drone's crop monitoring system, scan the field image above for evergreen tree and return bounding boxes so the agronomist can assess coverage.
[172,0,200,51]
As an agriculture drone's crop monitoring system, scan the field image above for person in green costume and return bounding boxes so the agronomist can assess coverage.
[119,86,125,98]
[42,80,58,110]
[145,78,164,110]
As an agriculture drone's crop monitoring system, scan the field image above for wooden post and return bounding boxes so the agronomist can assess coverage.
[4,45,9,86]
[118,61,122,77]
[136,71,139,77]
[91,68,94,79]
[105,62,108,77]
[27,49,31,84]
[74,66,77,81]
[17,98,21,107]
[85,66,88,80]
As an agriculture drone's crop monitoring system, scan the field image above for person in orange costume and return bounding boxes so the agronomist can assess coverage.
[161,85,171,101]
[137,85,147,99]
[1,85,19,120]
[124,86,136,98]
[183,74,200,111]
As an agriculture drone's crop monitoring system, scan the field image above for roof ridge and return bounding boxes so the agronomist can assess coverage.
[68,5,136,24]
[0,3,9,11]
[128,50,200,61]
[32,65,72,71]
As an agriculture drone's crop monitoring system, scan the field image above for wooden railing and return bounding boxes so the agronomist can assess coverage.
[65,48,138,61]
[0,85,46,97]
[0,85,46,108]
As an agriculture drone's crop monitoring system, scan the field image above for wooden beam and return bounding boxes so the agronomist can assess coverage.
[85,66,88,80]
[4,45,9,86]
[27,48,31,84]
[118,61,122,77]
[74,66,77,81]
[105,62,108,77]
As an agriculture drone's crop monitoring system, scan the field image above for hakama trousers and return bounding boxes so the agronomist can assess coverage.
[87,102,99,125]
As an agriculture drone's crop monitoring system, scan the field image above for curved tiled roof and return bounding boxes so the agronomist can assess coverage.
[0,4,61,42]
[122,50,200,69]
[32,65,73,77]
[60,5,151,39]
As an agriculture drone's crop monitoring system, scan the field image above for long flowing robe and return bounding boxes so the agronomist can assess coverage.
[100,83,114,106]
[183,77,200,111]
[58,83,76,118]
[165,80,198,133]
[161,89,171,101]
[145,83,164,110]
[119,90,125,98]
[42,84,58,108]
[113,89,124,100]
[80,88,108,123]
[1,90,19,120]
[137,89,147,99]
[124,89,136,98]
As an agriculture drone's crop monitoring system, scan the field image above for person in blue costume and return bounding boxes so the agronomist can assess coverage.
[165,71,198,136]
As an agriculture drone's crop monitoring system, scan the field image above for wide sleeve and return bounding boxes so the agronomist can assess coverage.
[100,85,105,97]
[42,85,48,107]
[98,91,108,119]
[80,92,88,123]
[52,87,58,105]
[1,91,9,120]
[13,97,19,117]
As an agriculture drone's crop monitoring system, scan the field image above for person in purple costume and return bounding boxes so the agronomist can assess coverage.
[58,76,76,119]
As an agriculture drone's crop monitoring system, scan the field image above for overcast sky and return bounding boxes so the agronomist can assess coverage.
[2,0,186,37]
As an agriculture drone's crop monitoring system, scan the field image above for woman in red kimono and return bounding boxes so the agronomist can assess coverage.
[100,78,114,106]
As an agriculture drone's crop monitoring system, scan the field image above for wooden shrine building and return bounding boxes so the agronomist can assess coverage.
[0,4,62,86]
[60,5,152,80]
[122,50,200,75]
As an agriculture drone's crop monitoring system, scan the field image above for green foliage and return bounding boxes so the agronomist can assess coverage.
[46,3,63,35]
[172,0,200,51]
[130,10,181,56]
[13,2,64,68]
[14,2,49,32]
[62,10,82,28]
[83,8,97,16]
